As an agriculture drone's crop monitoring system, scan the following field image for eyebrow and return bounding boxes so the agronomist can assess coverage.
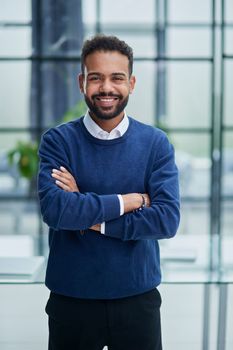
[112,72,127,77]
[87,72,127,77]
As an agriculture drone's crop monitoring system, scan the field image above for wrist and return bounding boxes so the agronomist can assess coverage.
[122,193,143,213]
[139,194,146,210]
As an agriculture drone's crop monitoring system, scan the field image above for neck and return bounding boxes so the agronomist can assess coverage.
[89,112,125,133]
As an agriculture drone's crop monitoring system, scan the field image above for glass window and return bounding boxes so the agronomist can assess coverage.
[225,28,233,55]
[0,132,37,201]
[0,28,31,57]
[222,202,233,268]
[0,201,39,238]
[172,133,211,198]
[99,31,157,58]
[168,0,212,23]
[178,202,210,238]
[40,62,82,128]
[167,28,211,57]
[38,2,83,57]
[224,60,233,127]
[82,0,97,25]
[225,0,233,23]
[100,0,155,24]
[166,62,211,128]
[126,61,156,126]
[0,0,31,22]
[0,63,30,127]
[223,131,233,197]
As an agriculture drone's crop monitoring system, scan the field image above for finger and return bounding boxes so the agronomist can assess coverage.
[52,172,71,185]
[60,166,69,173]
[55,180,72,192]
[52,170,74,182]
[59,168,77,183]
[52,168,72,180]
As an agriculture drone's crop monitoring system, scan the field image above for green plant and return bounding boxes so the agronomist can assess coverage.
[7,141,38,180]
[7,100,86,180]
[62,100,86,122]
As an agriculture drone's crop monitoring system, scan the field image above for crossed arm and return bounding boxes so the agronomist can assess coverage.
[51,166,151,232]
[39,130,180,240]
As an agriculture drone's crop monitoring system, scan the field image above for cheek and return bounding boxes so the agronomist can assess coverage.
[121,85,131,96]
[84,85,95,96]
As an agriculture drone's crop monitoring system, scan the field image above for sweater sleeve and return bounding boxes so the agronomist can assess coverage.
[104,134,180,241]
[38,130,121,231]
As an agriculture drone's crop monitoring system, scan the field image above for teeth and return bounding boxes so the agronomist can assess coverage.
[100,98,114,102]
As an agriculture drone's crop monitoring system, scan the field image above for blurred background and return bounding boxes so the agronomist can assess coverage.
[0,0,232,349]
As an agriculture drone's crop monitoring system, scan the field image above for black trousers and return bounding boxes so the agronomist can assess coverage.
[46,288,162,350]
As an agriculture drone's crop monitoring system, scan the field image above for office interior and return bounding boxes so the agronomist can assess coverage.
[0,0,232,349]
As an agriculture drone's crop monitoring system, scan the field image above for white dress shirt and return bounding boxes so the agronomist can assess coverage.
[83,111,129,233]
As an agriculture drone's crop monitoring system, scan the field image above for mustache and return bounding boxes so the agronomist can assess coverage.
[92,93,122,99]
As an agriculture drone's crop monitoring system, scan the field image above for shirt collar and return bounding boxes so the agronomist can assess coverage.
[83,111,129,140]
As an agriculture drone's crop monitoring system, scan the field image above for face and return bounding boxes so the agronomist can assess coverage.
[79,50,135,121]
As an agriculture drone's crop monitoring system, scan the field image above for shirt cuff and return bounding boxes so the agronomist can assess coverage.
[117,194,124,216]
[100,195,124,235]
[100,222,105,234]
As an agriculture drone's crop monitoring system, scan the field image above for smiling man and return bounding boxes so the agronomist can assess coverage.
[80,49,135,127]
[38,35,180,350]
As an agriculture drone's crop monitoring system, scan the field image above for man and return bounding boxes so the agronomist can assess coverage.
[38,35,180,350]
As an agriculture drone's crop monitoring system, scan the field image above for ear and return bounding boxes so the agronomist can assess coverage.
[129,75,136,94]
[78,74,84,93]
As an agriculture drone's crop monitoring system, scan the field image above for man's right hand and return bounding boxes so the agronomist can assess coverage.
[51,166,80,192]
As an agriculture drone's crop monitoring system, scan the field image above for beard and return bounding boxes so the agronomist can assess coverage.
[84,93,129,121]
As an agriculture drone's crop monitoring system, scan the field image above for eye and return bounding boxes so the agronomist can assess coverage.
[113,76,125,81]
[88,75,100,81]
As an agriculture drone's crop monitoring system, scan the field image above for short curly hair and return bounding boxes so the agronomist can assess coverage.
[81,34,134,76]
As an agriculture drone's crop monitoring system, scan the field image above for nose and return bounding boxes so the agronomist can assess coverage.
[99,78,113,94]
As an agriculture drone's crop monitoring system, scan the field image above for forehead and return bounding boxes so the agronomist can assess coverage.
[83,50,129,75]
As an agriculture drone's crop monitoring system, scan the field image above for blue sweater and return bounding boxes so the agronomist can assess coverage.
[38,116,180,299]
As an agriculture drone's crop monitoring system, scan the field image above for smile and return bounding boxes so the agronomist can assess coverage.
[96,97,119,101]
[94,96,120,107]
